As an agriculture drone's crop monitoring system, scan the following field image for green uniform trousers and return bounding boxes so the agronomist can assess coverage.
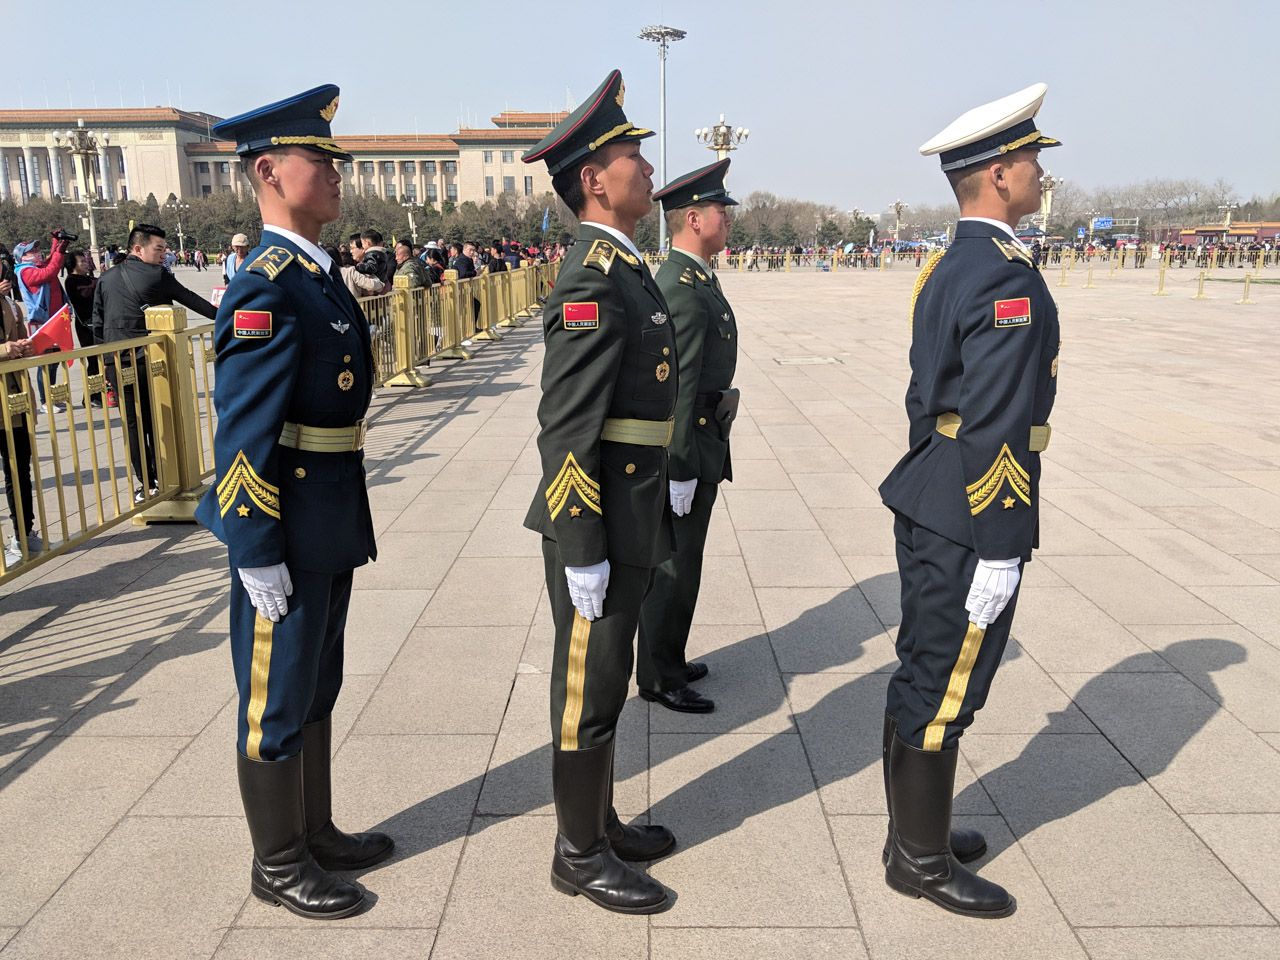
[636,480,719,693]
[543,537,655,750]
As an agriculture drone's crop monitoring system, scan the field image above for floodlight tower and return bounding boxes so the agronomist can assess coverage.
[639,23,687,253]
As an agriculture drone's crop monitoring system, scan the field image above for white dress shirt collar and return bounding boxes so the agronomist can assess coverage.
[262,224,333,274]
[959,216,1028,251]
[672,246,714,277]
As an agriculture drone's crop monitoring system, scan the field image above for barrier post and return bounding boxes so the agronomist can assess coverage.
[785,253,792,273]
[1152,262,1170,296]
[471,273,503,342]
[1191,270,1209,300]
[1057,263,1069,287]
[498,269,524,327]
[435,269,473,360]
[385,277,432,387]
[1235,275,1257,305]
[135,304,207,522]
[1084,261,1097,289]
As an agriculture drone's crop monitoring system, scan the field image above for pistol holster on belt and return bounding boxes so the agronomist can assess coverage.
[713,388,740,440]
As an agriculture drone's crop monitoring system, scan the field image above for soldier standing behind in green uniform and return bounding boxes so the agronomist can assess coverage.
[521,69,680,915]
[636,158,741,714]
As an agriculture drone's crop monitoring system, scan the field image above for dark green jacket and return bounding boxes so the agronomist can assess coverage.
[395,256,431,288]
[655,249,738,484]
[524,225,679,568]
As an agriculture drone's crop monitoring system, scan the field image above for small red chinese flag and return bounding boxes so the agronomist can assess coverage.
[30,304,75,367]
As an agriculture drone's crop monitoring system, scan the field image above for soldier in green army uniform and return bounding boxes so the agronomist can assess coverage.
[636,159,741,714]
[521,69,680,915]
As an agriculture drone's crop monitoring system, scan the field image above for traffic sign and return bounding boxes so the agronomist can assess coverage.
[1077,228,1086,238]
[1093,217,1114,229]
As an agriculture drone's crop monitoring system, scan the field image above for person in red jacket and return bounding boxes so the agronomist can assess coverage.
[13,235,70,412]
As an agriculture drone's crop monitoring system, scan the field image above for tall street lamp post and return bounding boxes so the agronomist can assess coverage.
[695,114,749,161]
[891,199,907,242]
[52,119,115,265]
[1038,171,1064,237]
[1217,203,1238,242]
[639,23,686,253]
[167,199,191,255]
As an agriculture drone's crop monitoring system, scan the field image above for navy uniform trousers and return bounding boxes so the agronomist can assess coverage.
[885,514,1023,752]
[636,479,718,693]
[229,566,352,761]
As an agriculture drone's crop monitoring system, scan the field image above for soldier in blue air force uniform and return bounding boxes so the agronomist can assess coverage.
[195,85,391,921]
[877,84,1062,919]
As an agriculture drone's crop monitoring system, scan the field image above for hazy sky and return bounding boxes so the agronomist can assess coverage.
[5,1,1275,213]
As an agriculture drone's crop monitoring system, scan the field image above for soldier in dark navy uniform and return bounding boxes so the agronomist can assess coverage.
[195,85,392,920]
[521,69,678,915]
[636,159,741,714]
[878,83,1062,919]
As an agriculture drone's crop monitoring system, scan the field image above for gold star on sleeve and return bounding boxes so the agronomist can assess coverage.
[236,504,251,517]
[569,505,583,518]
[1001,496,1016,510]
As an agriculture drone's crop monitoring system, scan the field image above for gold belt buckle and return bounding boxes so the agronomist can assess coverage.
[353,418,367,450]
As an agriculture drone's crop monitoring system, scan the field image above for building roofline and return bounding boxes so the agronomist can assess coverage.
[0,106,223,131]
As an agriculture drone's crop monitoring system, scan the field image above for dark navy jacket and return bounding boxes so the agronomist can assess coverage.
[880,220,1060,561]
[196,231,377,573]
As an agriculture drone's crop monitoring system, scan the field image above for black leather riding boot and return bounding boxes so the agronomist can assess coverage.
[550,740,669,914]
[881,713,986,865]
[884,734,1014,918]
[301,717,395,870]
[237,751,365,920]
[606,740,676,862]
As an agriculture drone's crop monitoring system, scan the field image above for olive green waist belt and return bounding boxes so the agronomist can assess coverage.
[279,419,367,452]
[600,417,674,447]
[935,412,1051,452]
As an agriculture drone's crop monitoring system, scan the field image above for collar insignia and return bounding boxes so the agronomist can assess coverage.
[651,312,668,325]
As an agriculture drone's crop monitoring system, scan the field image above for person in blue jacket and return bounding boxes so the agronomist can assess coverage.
[195,84,391,921]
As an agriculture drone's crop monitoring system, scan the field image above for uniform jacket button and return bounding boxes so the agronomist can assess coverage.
[294,467,307,479]
[698,417,707,425]
[662,347,670,355]
[343,354,352,363]
[625,463,636,474]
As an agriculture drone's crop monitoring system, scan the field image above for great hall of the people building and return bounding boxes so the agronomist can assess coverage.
[0,106,566,207]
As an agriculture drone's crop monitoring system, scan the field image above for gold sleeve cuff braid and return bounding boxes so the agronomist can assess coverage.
[218,451,282,519]
[966,443,1031,515]
[545,452,602,521]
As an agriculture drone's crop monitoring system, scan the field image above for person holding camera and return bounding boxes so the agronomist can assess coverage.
[14,232,72,413]
[1,279,40,568]
[92,224,216,502]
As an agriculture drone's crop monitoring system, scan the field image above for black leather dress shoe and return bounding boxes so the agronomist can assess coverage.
[606,809,676,861]
[684,661,709,683]
[639,686,715,713]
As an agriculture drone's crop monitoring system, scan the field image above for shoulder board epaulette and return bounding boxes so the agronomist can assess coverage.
[615,247,639,266]
[679,269,695,286]
[294,252,323,275]
[696,269,708,281]
[583,239,617,275]
[992,238,1033,268]
[246,246,295,281]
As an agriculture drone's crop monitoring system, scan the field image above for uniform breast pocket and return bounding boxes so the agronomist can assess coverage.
[307,335,365,414]
[634,327,676,401]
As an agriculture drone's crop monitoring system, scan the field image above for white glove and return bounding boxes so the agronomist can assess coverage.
[239,563,294,623]
[565,560,610,621]
[669,478,698,517]
[965,558,1021,630]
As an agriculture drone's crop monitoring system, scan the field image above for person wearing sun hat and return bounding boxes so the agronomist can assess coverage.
[521,68,679,915]
[878,83,1063,919]
[194,84,391,921]
[635,157,741,717]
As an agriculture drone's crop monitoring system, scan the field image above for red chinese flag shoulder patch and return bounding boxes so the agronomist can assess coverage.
[563,302,599,330]
[994,297,1031,328]
[233,310,273,339]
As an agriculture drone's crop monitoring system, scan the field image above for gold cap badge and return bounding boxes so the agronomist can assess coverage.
[320,96,339,122]
[615,81,625,107]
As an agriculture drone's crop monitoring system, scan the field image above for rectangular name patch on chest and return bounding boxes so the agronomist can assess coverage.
[994,297,1031,328]
[233,310,273,339]
[563,302,599,330]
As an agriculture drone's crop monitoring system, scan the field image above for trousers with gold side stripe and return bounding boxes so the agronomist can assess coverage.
[885,514,1022,751]
[637,480,719,694]
[542,538,655,750]
[230,564,352,760]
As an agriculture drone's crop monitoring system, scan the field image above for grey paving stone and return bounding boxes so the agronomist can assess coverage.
[358,530,469,588]
[1190,585,1280,646]
[237,734,493,930]
[1152,504,1280,554]
[649,732,857,927]
[0,736,185,926]
[689,555,760,625]
[791,472,883,510]
[769,444,852,473]
[451,433,529,461]
[1035,502,1127,556]
[756,585,895,674]
[651,928,867,959]
[964,732,1270,926]
[1059,669,1280,813]
[702,506,740,556]
[428,815,647,960]
[459,509,542,558]
[0,929,15,950]
[974,641,1096,735]
[1042,487,1173,530]
[1075,927,1280,960]
[1041,555,1225,625]
[1,816,247,960]
[841,556,903,628]
[1186,814,1280,918]
[1103,527,1274,586]
[214,929,438,959]
[417,558,543,626]
[0,675,113,771]
[722,457,793,489]
[738,530,852,587]
[363,472,432,511]
[393,490,493,533]
[476,674,647,817]
[343,589,433,674]
[814,508,895,555]
[723,489,819,530]
[426,458,509,493]
[354,625,524,735]
[1009,586,1167,675]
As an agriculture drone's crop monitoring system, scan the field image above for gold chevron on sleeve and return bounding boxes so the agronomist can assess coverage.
[910,249,946,334]
[966,443,1031,515]
[217,450,282,519]
[545,452,602,521]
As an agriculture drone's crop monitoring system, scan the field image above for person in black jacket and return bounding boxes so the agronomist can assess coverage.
[92,223,216,501]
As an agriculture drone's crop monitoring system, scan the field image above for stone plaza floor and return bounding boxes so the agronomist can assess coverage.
[0,261,1278,958]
